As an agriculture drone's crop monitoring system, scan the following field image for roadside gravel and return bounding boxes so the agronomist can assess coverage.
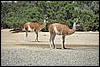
[1,29,99,66]
[1,47,99,66]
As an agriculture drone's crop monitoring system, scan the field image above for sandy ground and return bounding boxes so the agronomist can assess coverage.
[1,29,99,66]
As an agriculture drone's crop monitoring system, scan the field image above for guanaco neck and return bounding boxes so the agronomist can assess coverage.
[67,22,76,35]
[72,22,76,30]
[39,19,48,30]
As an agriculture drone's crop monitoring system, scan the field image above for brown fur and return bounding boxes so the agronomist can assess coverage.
[49,23,75,35]
[48,23,77,49]
[24,21,47,42]
[24,22,45,32]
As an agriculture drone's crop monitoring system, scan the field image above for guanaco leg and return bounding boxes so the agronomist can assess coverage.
[49,32,56,49]
[35,31,39,42]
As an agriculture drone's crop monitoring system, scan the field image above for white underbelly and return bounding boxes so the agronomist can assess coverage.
[28,25,33,31]
[54,26,62,35]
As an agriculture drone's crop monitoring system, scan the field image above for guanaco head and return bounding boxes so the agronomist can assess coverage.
[74,19,80,26]
[44,17,48,23]
[46,17,48,21]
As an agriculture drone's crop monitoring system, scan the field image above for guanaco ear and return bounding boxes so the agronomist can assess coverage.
[46,17,48,19]
[76,18,79,22]
[45,17,48,21]
[76,20,80,26]
[46,17,49,23]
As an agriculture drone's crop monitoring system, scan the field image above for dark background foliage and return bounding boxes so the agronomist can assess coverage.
[1,1,99,31]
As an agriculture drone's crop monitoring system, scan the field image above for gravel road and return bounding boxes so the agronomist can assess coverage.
[1,29,99,66]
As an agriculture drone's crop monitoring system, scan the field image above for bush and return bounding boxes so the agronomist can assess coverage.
[1,1,99,31]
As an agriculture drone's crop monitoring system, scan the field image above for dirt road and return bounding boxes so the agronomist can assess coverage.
[1,29,99,66]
